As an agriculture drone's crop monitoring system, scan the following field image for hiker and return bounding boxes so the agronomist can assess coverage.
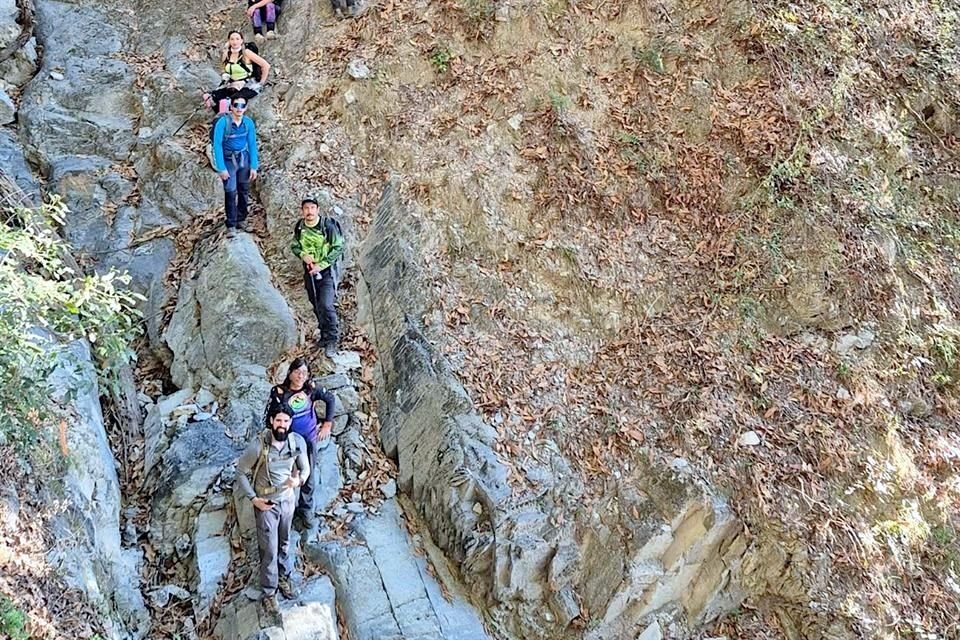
[291,196,345,358]
[212,97,259,237]
[237,402,310,612]
[267,357,335,535]
[332,0,358,18]
[247,0,283,42]
[203,31,271,114]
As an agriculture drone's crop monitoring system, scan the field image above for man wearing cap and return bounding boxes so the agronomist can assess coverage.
[236,402,310,613]
[212,97,260,238]
[291,196,345,358]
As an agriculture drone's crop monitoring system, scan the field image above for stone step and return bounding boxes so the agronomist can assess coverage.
[306,500,489,640]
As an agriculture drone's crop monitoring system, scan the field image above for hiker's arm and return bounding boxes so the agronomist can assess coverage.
[295,442,311,485]
[246,117,260,171]
[313,387,336,423]
[246,50,270,84]
[315,224,344,271]
[247,0,269,14]
[290,229,306,259]
[212,118,227,173]
[236,441,260,499]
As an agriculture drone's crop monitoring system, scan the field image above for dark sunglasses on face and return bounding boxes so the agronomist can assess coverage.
[232,102,247,110]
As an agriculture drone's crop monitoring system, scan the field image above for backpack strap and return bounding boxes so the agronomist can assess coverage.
[249,429,271,496]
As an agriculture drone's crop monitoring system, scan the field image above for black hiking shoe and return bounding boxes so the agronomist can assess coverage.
[238,219,253,233]
[323,342,337,359]
[226,227,237,239]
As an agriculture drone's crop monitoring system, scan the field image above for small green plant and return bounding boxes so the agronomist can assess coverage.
[0,595,28,640]
[429,46,452,74]
[548,90,571,114]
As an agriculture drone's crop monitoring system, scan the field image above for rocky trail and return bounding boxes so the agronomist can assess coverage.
[5,0,958,637]
[2,0,496,637]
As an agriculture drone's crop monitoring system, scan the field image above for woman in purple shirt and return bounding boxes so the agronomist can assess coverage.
[267,357,335,531]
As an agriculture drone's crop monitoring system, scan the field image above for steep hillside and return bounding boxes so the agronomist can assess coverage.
[264,0,960,636]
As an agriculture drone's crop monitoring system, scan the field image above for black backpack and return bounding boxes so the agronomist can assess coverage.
[242,42,264,82]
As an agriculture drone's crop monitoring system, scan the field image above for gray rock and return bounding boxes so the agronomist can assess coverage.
[0,87,14,125]
[738,431,761,446]
[307,500,488,640]
[42,338,150,639]
[195,504,232,617]
[380,480,397,499]
[164,235,297,433]
[638,621,664,640]
[315,373,351,391]
[346,59,370,80]
[278,576,339,640]
[148,584,192,608]
[0,130,38,201]
[313,441,343,515]
[149,419,241,557]
[329,350,361,372]
[834,328,876,354]
[333,386,360,417]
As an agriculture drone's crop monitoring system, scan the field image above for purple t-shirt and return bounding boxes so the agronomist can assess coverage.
[269,384,335,443]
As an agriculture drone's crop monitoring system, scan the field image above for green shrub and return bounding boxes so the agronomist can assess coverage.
[0,196,143,446]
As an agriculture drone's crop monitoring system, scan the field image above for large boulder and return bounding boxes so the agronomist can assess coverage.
[357,183,748,638]
[163,234,298,436]
[45,338,150,639]
[18,0,136,165]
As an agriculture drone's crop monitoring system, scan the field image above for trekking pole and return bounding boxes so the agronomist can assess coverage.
[171,103,204,137]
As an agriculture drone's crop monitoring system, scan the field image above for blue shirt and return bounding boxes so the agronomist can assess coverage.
[212,115,260,173]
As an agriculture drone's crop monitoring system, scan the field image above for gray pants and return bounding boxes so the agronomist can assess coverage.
[255,495,295,596]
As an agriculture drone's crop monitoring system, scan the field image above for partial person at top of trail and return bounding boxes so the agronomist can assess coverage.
[246,0,284,43]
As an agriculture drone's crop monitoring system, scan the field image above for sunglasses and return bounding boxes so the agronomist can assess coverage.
[232,102,247,110]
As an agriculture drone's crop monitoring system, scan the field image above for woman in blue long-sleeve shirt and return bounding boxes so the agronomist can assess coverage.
[266,357,335,534]
[212,97,260,238]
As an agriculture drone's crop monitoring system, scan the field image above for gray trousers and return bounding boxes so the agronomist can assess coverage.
[255,495,295,595]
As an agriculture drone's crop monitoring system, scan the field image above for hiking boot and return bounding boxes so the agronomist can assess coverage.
[254,33,265,44]
[238,219,253,233]
[323,342,338,359]
[262,593,279,614]
[266,29,277,39]
[226,227,237,239]
[278,575,298,600]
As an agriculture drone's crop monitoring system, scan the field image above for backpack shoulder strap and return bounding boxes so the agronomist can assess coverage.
[293,219,304,239]
[249,429,271,492]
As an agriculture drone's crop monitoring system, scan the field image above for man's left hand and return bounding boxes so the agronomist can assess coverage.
[250,169,258,181]
[319,421,333,441]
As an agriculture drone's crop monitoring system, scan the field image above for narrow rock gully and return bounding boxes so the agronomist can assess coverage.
[6,0,489,637]
[4,0,754,636]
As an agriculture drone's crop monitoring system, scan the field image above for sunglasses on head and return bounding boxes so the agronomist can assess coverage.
[232,101,247,109]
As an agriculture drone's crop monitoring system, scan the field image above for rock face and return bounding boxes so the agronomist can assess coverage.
[45,338,150,639]
[307,500,488,640]
[0,0,39,91]
[164,234,298,436]
[357,183,747,638]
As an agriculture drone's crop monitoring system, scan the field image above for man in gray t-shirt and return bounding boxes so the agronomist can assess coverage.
[237,403,311,612]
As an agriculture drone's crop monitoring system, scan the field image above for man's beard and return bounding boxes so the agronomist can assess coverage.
[271,427,290,442]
